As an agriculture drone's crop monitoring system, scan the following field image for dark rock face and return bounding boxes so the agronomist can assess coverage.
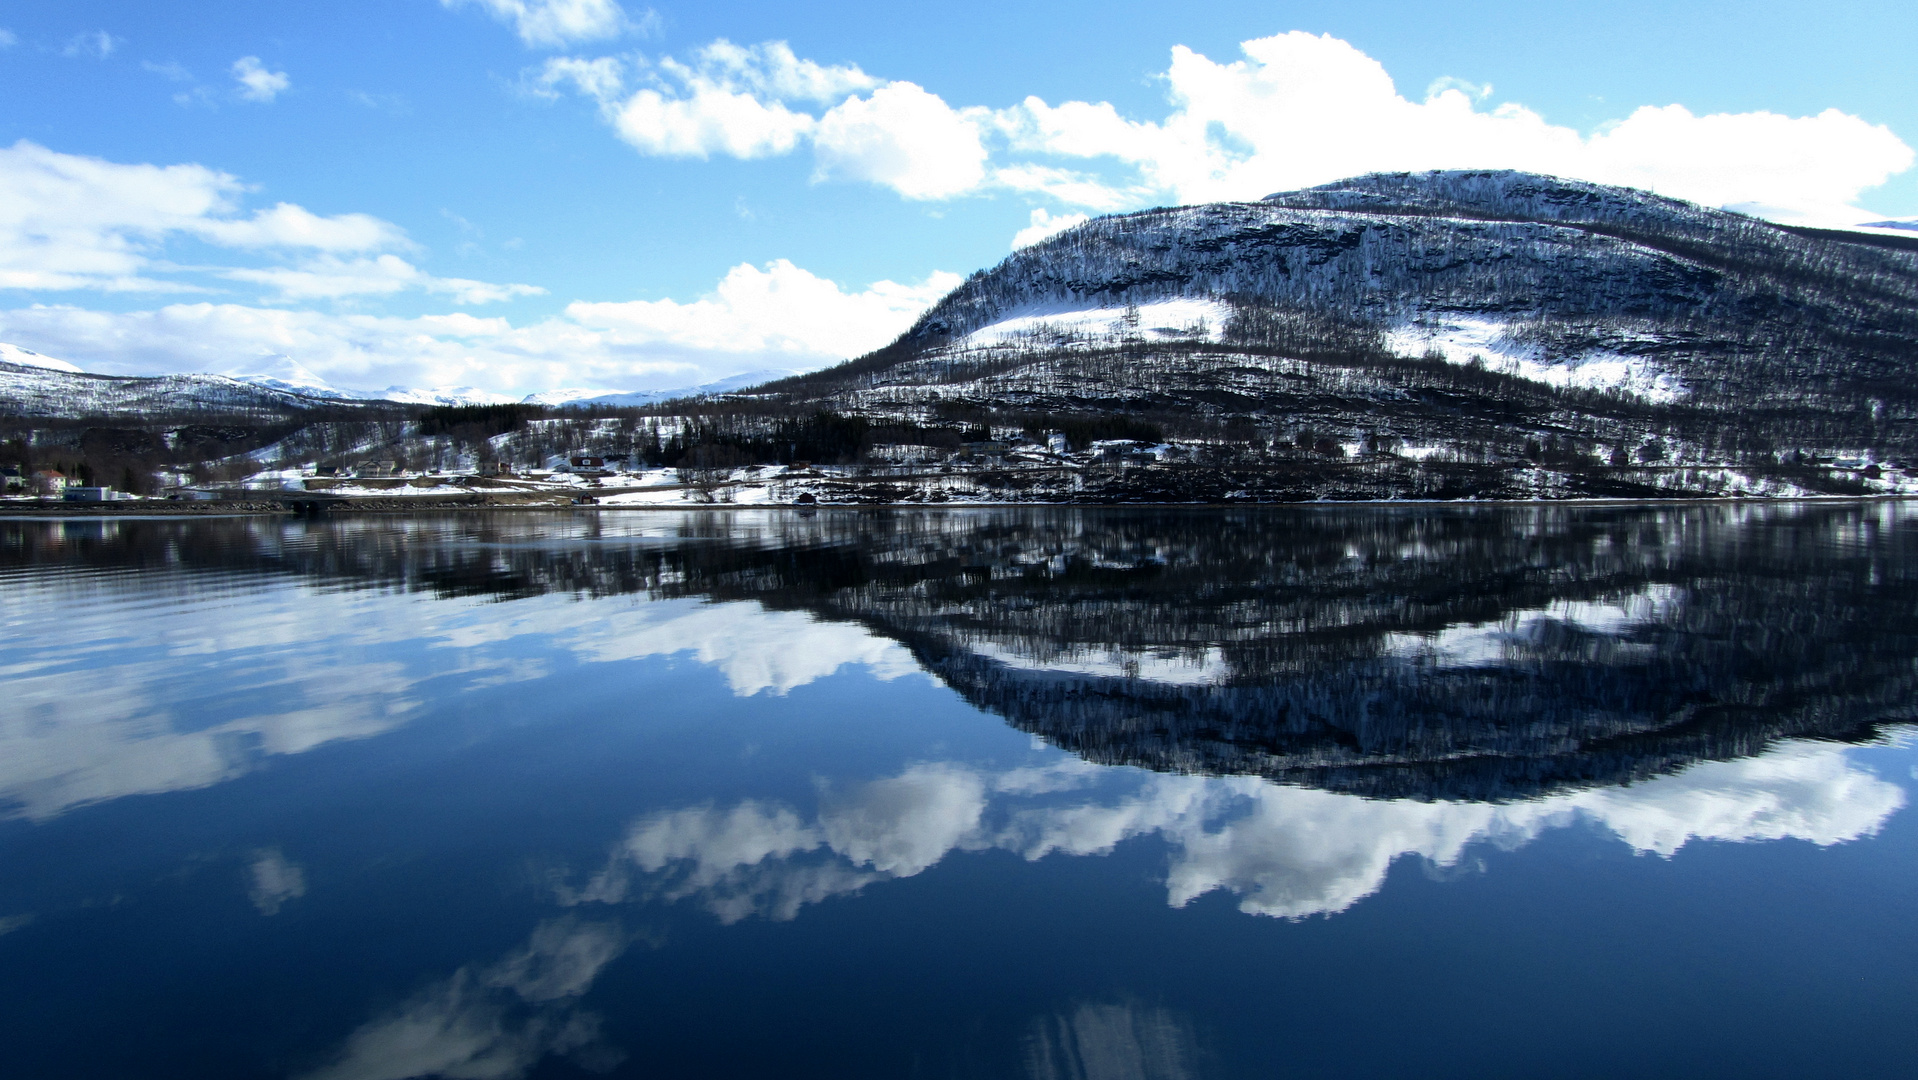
[16,502,1912,802]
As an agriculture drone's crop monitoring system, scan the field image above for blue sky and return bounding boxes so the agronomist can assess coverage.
[1,0,1914,396]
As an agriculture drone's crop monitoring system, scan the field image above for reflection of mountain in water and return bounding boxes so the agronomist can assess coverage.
[9,503,1914,801]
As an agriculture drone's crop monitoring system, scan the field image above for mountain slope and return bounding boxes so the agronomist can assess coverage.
[0,357,382,419]
[756,171,1918,483]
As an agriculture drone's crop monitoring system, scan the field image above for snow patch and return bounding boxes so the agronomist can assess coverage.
[0,342,83,374]
[375,385,518,407]
[961,299,1231,348]
[1388,317,1684,403]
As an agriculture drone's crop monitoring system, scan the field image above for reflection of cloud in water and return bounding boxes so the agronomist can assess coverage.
[1381,584,1682,669]
[1,576,920,820]
[570,741,1906,923]
[1025,1001,1197,1080]
[247,848,307,915]
[301,918,628,1080]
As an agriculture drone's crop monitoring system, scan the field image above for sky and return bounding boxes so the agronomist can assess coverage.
[1,0,1915,397]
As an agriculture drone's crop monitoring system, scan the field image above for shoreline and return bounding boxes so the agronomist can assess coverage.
[3,491,1914,518]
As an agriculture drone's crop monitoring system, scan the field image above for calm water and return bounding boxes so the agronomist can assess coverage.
[2,504,1915,1079]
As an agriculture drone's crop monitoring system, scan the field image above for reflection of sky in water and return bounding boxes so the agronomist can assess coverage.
[2,511,1915,1080]
[4,556,1904,921]
[0,568,919,820]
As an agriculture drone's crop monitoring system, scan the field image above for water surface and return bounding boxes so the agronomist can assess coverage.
[2,505,1914,1079]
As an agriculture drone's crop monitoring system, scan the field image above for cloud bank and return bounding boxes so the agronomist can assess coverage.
[542,31,1913,227]
[0,258,956,393]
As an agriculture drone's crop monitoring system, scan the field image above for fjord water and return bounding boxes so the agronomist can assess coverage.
[2,506,1914,1080]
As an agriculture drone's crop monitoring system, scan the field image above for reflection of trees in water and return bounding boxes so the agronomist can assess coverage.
[7,503,1913,800]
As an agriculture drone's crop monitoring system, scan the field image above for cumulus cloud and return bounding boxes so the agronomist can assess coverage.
[813,83,991,199]
[611,82,816,159]
[1011,208,1090,249]
[0,261,947,395]
[542,32,1913,225]
[443,0,644,49]
[1001,32,1915,226]
[568,259,959,360]
[0,141,535,305]
[544,39,989,201]
[230,56,290,103]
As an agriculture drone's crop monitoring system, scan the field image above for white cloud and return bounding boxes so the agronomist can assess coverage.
[544,33,1913,225]
[527,55,625,102]
[813,83,991,200]
[1011,208,1090,249]
[223,254,546,304]
[543,40,988,201]
[689,40,876,104]
[197,202,408,251]
[0,140,239,290]
[0,256,950,398]
[567,258,960,359]
[0,29,20,50]
[443,0,641,49]
[1003,32,1915,225]
[540,42,877,161]
[231,56,290,103]
[0,141,536,306]
[61,31,118,59]
[610,83,816,159]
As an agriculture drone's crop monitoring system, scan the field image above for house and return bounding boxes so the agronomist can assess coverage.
[32,470,67,495]
[567,455,606,470]
[64,486,133,502]
[357,460,399,478]
[1,466,21,492]
[312,465,340,477]
[477,461,514,477]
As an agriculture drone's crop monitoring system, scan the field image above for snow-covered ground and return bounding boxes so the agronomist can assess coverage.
[0,343,83,373]
[958,299,1231,349]
[1387,317,1684,403]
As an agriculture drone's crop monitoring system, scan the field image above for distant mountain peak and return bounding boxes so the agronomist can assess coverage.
[0,342,84,374]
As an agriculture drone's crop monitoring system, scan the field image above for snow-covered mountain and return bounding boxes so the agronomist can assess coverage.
[563,369,798,407]
[0,343,84,374]
[0,344,793,418]
[762,169,1918,468]
[0,353,375,419]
